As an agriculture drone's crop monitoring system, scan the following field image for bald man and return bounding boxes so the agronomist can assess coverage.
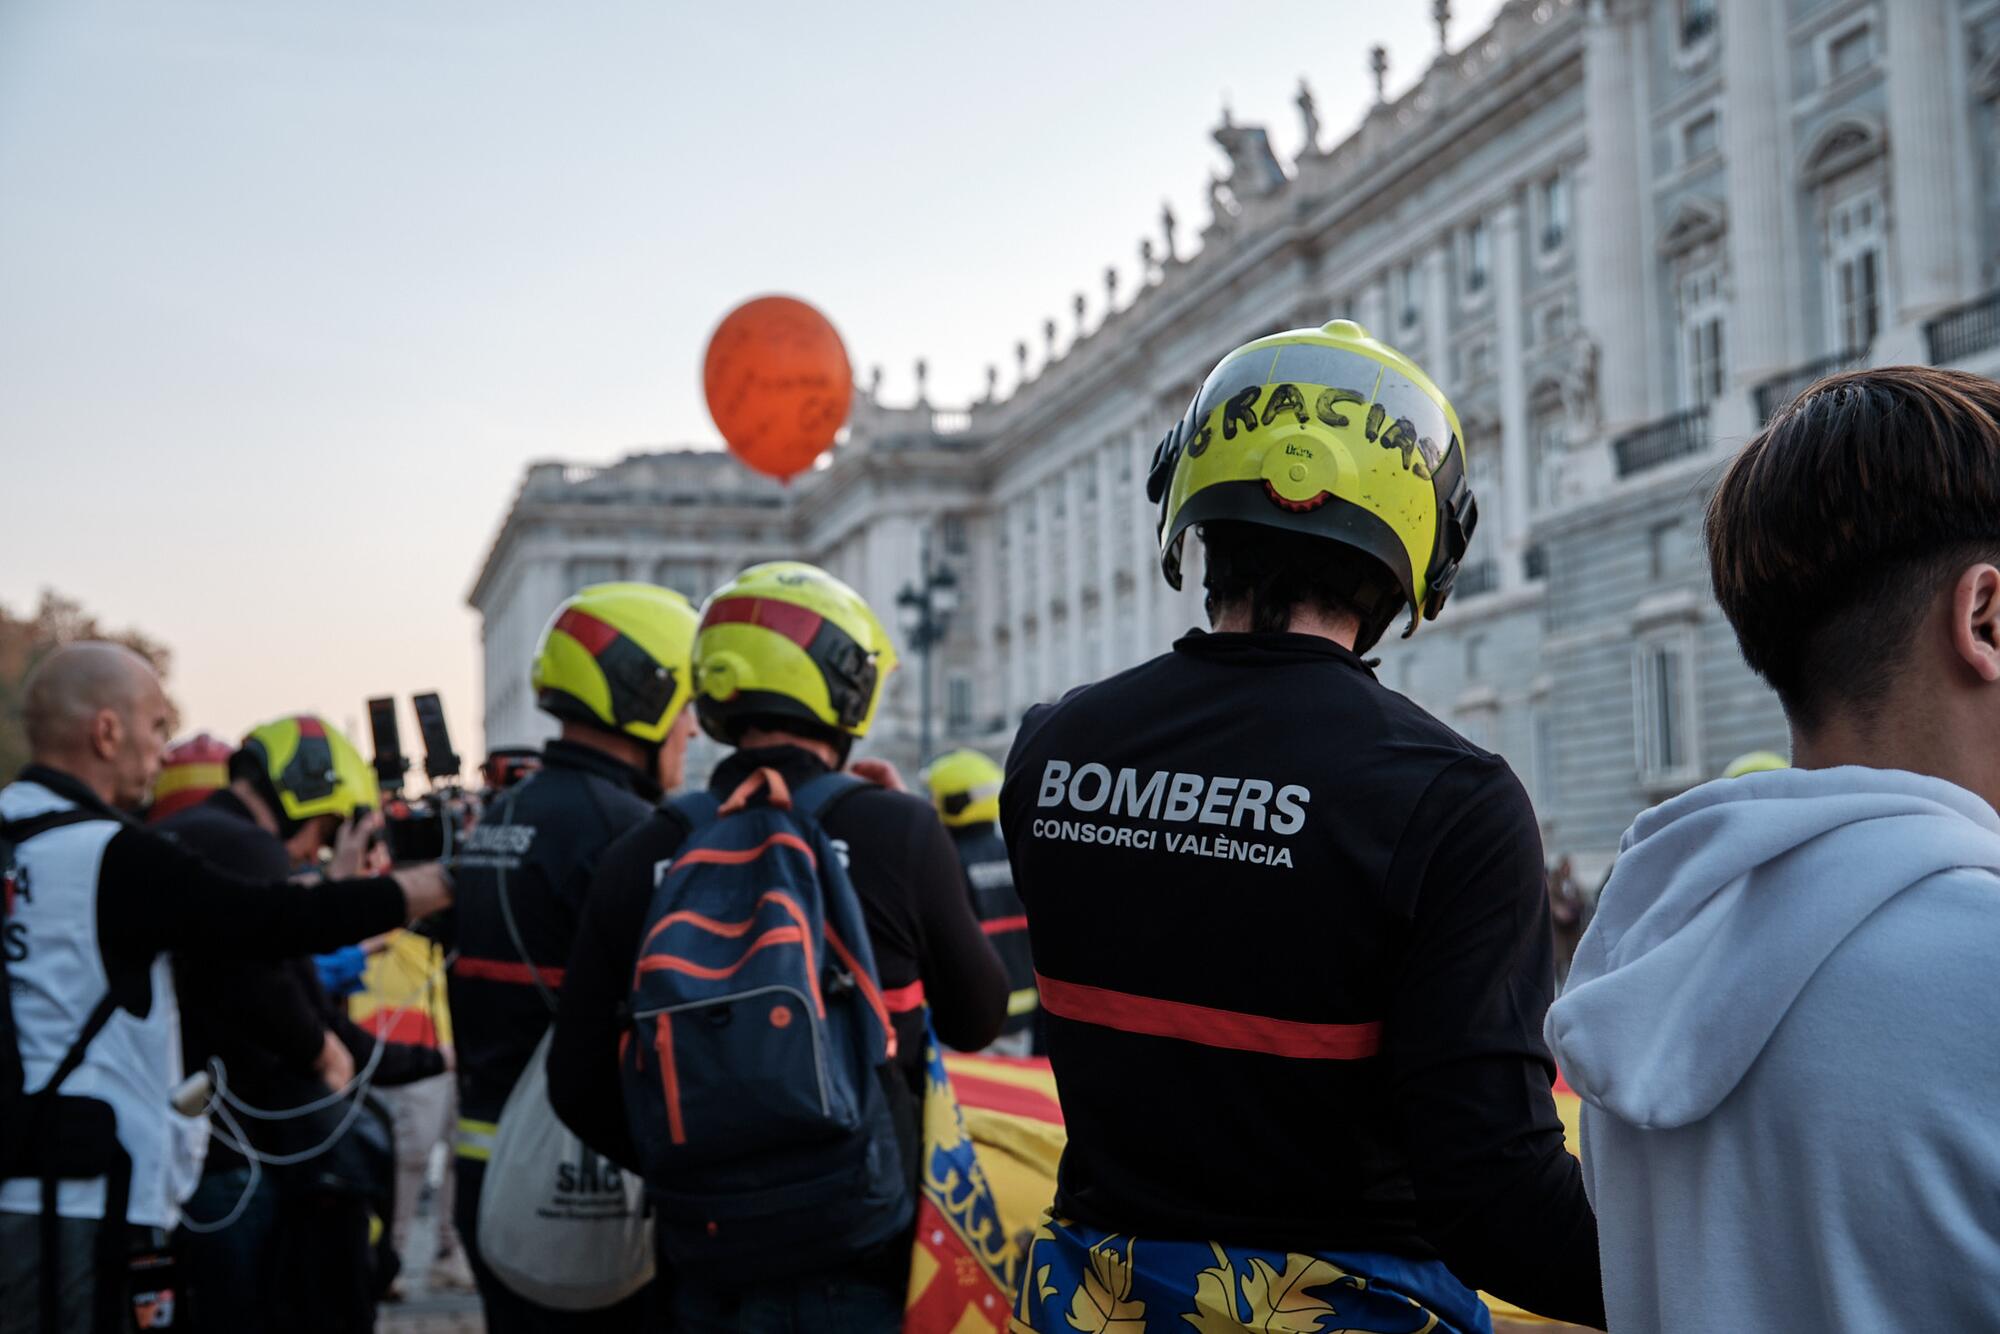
[0,643,451,1334]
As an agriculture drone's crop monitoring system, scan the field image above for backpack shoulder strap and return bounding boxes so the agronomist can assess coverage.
[791,772,867,824]
[36,996,118,1099]
[0,809,101,848]
[1,810,121,1107]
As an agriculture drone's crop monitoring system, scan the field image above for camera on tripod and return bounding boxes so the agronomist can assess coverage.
[367,692,474,865]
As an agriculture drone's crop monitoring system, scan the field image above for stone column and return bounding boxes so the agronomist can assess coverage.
[1493,198,1531,590]
[1359,280,1390,339]
[1885,0,1967,319]
[1132,432,1156,657]
[1423,242,1453,381]
[1579,0,1649,432]
[1052,473,1074,695]
[1041,483,1062,702]
[1003,500,1024,716]
[1723,0,1799,382]
[1093,444,1116,677]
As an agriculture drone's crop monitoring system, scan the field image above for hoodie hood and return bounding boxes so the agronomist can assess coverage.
[1546,766,2000,1129]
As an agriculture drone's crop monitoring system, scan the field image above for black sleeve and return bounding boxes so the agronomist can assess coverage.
[549,814,682,1173]
[237,963,331,1073]
[96,826,407,978]
[904,807,1008,1053]
[1383,757,1605,1330]
[332,1012,445,1087]
[165,828,330,1073]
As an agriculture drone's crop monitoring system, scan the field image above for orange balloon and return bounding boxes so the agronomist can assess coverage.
[702,295,854,481]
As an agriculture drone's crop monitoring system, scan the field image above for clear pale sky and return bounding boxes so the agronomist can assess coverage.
[0,0,1504,762]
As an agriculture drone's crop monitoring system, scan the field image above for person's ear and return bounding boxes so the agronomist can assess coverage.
[1950,564,2000,682]
[91,707,124,762]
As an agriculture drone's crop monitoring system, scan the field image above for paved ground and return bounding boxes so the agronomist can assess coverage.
[380,1304,1591,1333]
[378,1291,484,1334]
[381,1302,1595,1332]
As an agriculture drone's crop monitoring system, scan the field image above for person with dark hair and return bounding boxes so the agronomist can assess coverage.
[442,582,701,1333]
[1548,366,2000,1333]
[1003,321,1602,1332]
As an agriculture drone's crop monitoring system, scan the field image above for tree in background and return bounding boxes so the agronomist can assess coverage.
[0,590,175,781]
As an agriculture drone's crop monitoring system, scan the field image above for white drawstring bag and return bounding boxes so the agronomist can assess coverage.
[476,1027,655,1310]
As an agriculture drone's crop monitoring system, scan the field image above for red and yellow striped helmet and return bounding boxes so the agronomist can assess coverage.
[148,732,233,823]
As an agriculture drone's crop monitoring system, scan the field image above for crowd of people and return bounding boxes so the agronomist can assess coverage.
[4,318,1999,1334]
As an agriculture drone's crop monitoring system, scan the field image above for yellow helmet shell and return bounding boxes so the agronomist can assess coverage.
[1145,319,1478,638]
[240,716,379,824]
[693,561,897,744]
[531,582,699,745]
[1722,750,1789,779]
[925,748,1003,828]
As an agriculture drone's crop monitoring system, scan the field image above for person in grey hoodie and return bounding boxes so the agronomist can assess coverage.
[1546,365,2000,1332]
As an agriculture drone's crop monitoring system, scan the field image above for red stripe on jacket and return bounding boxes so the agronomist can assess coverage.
[1036,972,1382,1061]
[454,956,566,988]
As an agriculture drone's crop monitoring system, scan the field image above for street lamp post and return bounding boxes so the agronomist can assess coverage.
[895,538,959,766]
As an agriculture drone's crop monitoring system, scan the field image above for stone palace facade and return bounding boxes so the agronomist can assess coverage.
[470,0,2000,874]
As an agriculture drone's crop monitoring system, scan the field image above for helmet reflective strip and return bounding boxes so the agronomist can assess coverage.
[554,607,619,655]
[701,596,826,649]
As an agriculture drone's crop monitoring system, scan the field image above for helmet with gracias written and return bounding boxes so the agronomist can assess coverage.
[692,561,897,744]
[531,582,699,745]
[239,715,379,824]
[1145,319,1478,639]
[925,749,1003,828]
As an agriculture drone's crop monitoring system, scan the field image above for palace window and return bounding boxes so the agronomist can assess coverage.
[1826,191,1883,352]
[1679,0,1716,48]
[1529,380,1567,510]
[1395,261,1421,327]
[1538,173,1570,254]
[1464,219,1491,295]
[1634,629,1699,790]
[1678,265,1727,408]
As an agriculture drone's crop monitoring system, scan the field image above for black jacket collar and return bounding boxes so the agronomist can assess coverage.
[1172,628,1379,680]
[17,764,131,822]
[542,738,660,803]
[710,745,835,799]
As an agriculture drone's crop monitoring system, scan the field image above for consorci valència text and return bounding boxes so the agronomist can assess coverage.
[1029,760,1308,868]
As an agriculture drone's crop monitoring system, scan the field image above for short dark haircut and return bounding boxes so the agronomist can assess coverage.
[1198,521,1405,649]
[1705,366,2000,731]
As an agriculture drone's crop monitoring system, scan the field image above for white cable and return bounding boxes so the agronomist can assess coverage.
[177,815,463,1231]
[220,1027,388,1121]
[205,1059,379,1167]
[175,1096,263,1234]
[197,935,451,1159]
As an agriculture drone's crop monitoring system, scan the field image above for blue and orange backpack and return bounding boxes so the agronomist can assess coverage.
[619,767,913,1279]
